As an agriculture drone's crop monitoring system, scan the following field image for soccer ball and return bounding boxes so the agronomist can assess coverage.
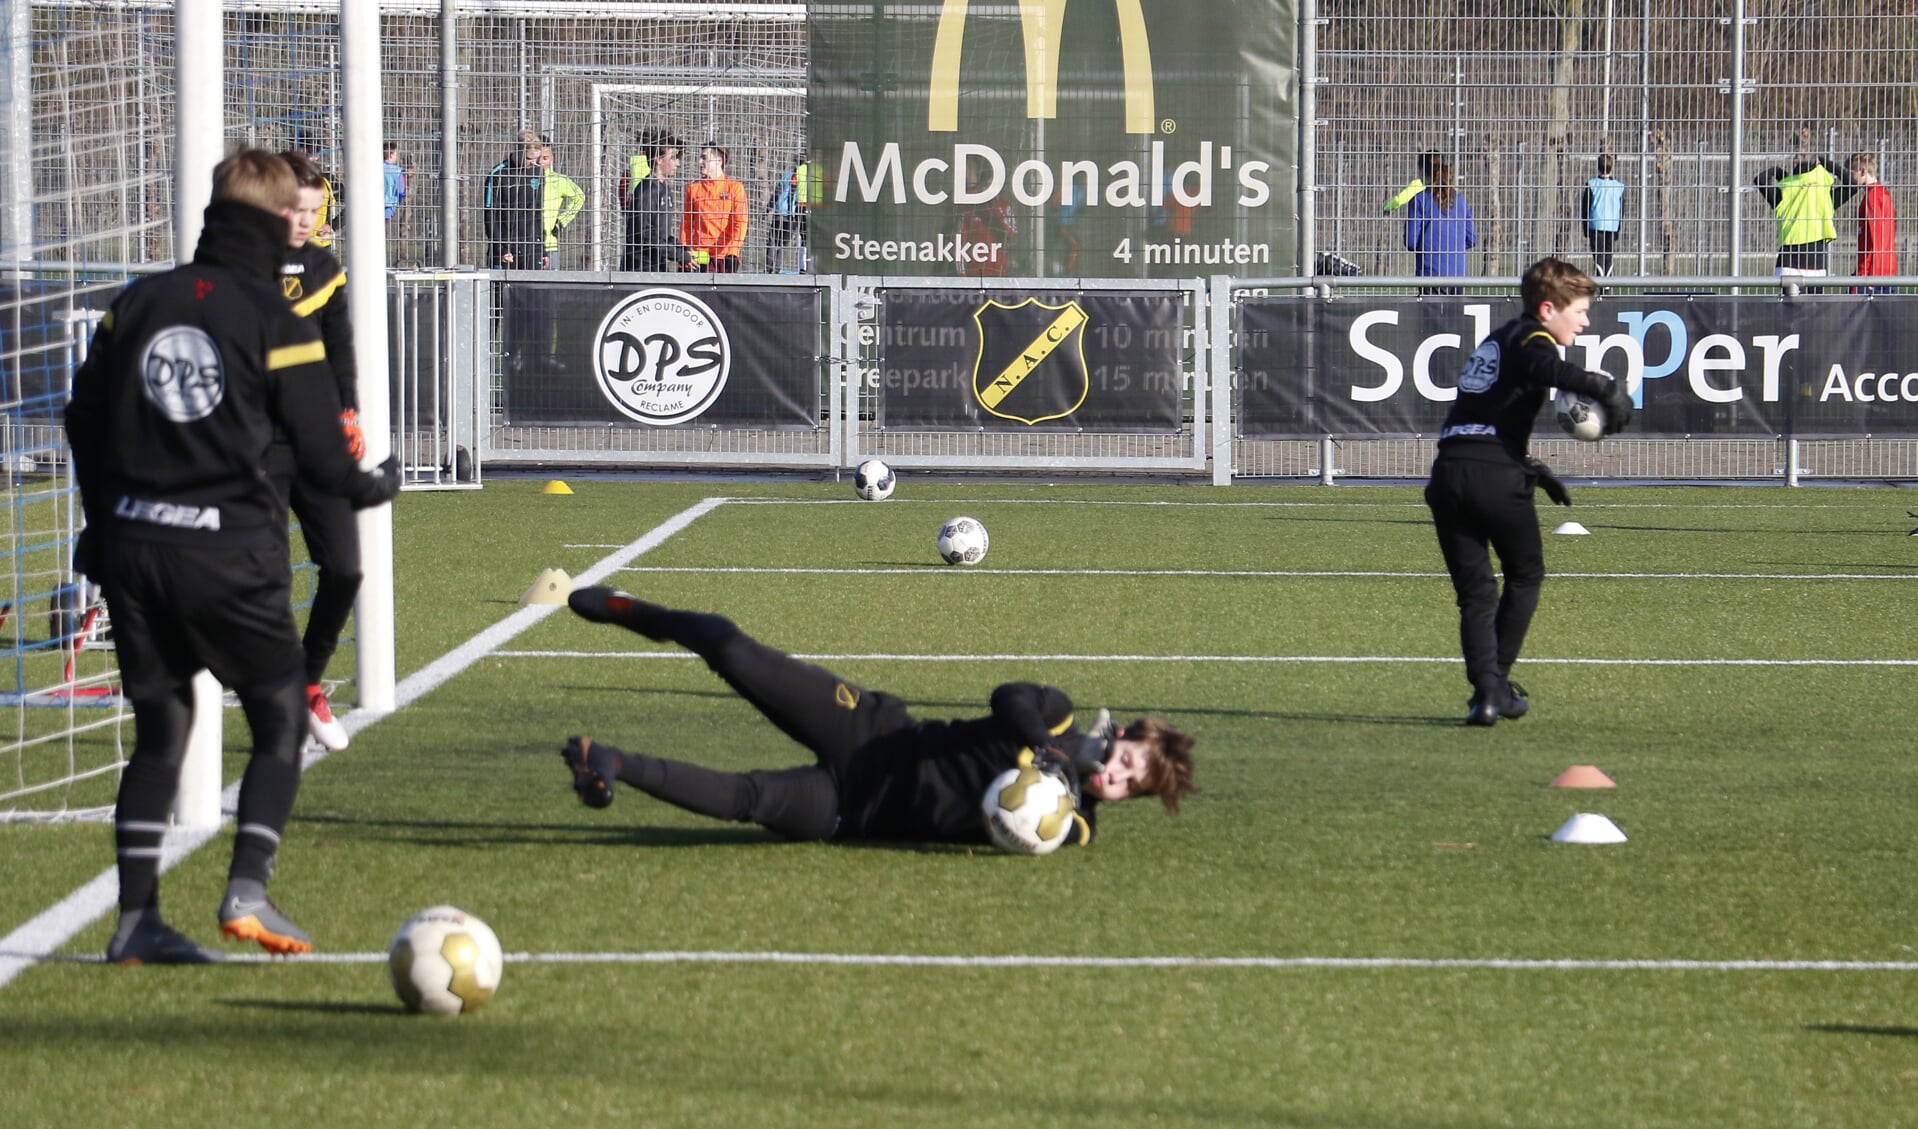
[1553,390,1607,442]
[853,458,895,501]
[388,905,504,1016]
[937,516,989,565]
[982,764,1077,855]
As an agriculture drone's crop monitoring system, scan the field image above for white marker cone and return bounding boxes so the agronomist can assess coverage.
[1553,521,1590,535]
[1551,812,1627,844]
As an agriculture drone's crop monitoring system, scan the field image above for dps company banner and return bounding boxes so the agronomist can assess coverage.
[1237,295,1918,439]
[877,289,1183,430]
[809,1,1297,280]
[497,282,822,428]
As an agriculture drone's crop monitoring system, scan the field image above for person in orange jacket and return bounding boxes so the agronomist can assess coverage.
[681,144,748,272]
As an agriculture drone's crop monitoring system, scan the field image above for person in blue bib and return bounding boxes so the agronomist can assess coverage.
[1582,154,1625,278]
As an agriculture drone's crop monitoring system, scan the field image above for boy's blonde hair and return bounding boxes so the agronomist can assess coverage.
[1851,152,1877,177]
[211,148,298,214]
[1521,256,1596,316]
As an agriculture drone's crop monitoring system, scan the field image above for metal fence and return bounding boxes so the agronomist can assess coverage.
[12,1,1918,282]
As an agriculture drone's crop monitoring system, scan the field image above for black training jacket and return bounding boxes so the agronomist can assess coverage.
[1433,314,1619,466]
[65,201,368,547]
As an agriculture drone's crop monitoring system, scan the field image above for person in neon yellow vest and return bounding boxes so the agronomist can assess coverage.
[535,145,585,269]
[1754,131,1859,285]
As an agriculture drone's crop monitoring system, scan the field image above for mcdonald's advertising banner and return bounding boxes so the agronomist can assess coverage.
[1236,296,1918,439]
[877,289,1183,430]
[496,282,823,428]
[809,1,1298,280]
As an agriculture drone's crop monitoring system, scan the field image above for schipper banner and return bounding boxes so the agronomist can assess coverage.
[497,282,822,428]
[1236,295,1918,439]
[877,289,1183,430]
[809,1,1298,279]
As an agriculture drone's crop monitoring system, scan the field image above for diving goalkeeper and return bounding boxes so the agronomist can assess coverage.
[559,588,1196,846]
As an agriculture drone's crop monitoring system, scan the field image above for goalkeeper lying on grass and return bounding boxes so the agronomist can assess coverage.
[559,588,1196,846]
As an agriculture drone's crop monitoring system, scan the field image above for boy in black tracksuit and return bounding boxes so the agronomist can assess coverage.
[557,588,1198,846]
[280,151,365,751]
[65,151,402,964]
[620,130,695,273]
[1425,257,1633,726]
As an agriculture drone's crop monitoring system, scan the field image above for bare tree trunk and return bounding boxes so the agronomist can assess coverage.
[1651,128,1676,274]
[1538,0,1586,258]
[1481,140,1503,278]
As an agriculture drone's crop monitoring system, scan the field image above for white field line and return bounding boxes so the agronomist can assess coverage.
[721,497,1853,511]
[84,950,1918,973]
[615,565,1918,580]
[496,651,1918,667]
[0,497,731,992]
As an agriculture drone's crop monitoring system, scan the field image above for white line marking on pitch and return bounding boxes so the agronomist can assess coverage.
[141,950,1918,973]
[617,565,1918,581]
[725,497,1847,511]
[0,498,730,992]
[495,651,1918,667]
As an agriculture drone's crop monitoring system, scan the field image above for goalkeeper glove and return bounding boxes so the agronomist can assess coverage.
[1016,749,1092,846]
[340,408,366,461]
[343,453,402,509]
[1599,378,1634,435]
[1526,457,1572,507]
[1383,178,1425,214]
[1065,708,1118,775]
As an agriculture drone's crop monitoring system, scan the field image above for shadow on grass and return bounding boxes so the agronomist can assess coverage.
[1802,1023,1918,1038]
[218,998,407,1017]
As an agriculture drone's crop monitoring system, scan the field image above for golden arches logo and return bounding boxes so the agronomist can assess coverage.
[928,0,1155,135]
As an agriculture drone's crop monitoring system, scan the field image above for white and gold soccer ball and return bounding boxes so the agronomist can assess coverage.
[982,762,1078,855]
[1553,389,1607,442]
[937,516,989,565]
[388,905,504,1016]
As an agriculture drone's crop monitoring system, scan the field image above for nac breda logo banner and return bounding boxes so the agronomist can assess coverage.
[877,289,1182,430]
[809,1,1297,279]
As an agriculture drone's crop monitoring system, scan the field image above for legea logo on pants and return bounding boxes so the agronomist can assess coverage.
[592,288,732,426]
[927,0,1155,134]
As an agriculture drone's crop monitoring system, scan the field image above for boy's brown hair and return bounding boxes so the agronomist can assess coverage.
[1127,716,1197,814]
[1521,256,1596,317]
[279,149,326,190]
[212,148,298,214]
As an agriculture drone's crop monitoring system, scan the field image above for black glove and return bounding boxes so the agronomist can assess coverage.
[1599,378,1634,435]
[342,453,403,509]
[73,524,103,580]
[1526,458,1572,507]
[1031,746,1084,806]
[1064,708,1117,775]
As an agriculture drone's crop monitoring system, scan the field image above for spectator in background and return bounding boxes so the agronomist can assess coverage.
[382,141,406,224]
[1754,131,1859,288]
[622,130,695,273]
[956,166,1017,278]
[1383,152,1433,215]
[1403,152,1476,294]
[683,144,748,273]
[536,145,586,270]
[484,130,547,271]
[765,152,809,272]
[1849,152,1897,294]
[1582,153,1624,279]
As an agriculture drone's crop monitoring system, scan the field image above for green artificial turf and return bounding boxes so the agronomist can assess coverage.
[3,480,1916,1128]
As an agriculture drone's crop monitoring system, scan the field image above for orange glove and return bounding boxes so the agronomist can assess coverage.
[340,408,367,461]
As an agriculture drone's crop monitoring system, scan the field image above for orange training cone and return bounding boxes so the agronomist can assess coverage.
[1550,765,1616,789]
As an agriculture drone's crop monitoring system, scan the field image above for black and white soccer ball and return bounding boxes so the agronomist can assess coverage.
[981,764,1077,855]
[1553,390,1606,442]
[936,516,989,565]
[853,458,895,501]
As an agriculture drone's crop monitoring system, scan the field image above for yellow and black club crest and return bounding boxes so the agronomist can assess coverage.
[970,297,1091,425]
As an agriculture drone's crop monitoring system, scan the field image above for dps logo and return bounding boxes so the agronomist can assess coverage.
[592,289,732,426]
[970,297,1090,425]
[928,0,1155,135]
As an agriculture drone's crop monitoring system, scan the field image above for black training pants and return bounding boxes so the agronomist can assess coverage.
[288,480,363,686]
[631,609,914,840]
[1425,455,1546,694]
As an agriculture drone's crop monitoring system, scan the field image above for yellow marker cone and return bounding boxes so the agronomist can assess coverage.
[542,479,574,495]
[520,568,572,606]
